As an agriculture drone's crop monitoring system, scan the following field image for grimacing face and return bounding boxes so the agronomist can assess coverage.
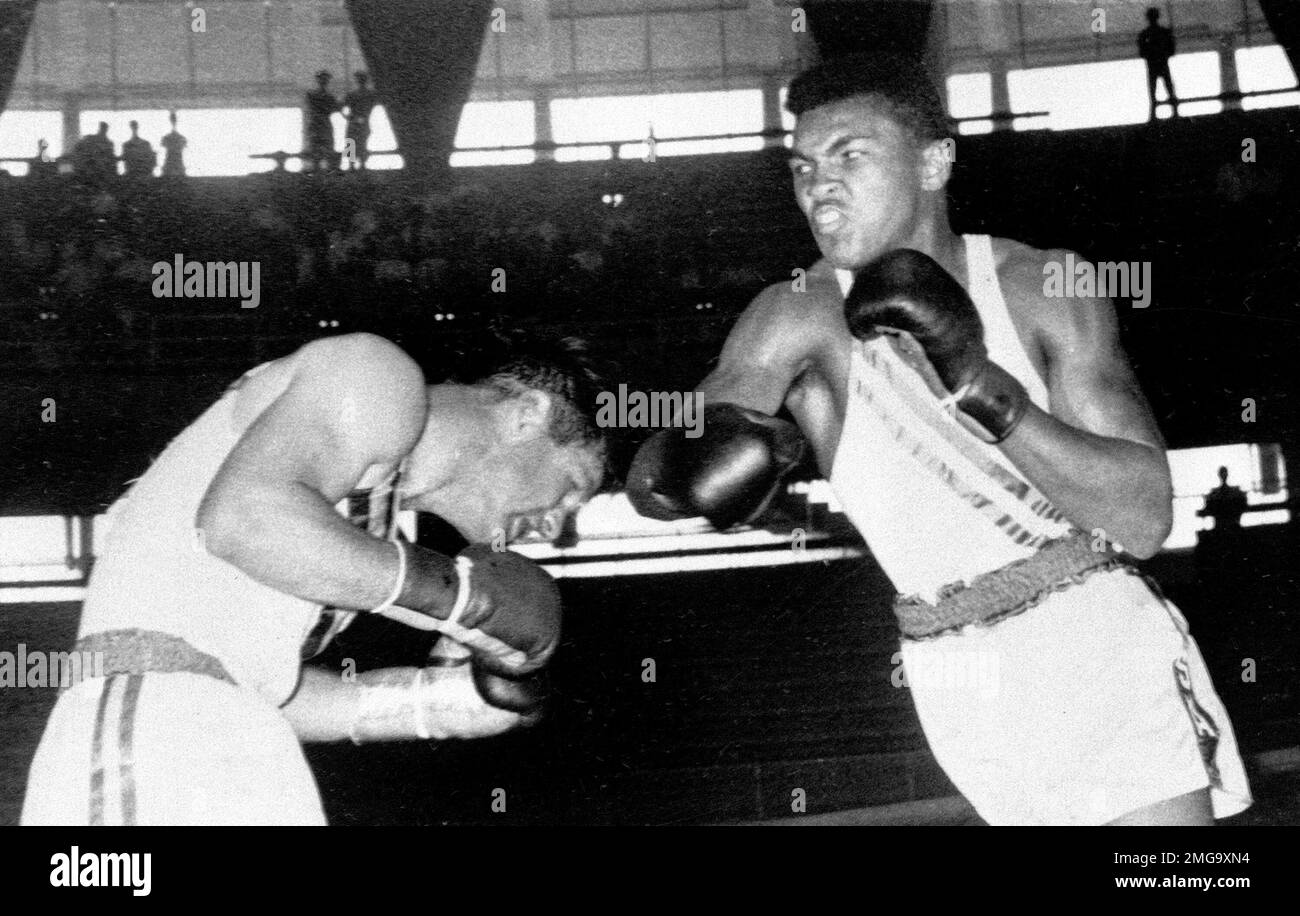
[402,414,605,547]
[789,95,934,271]
[482,435,605,545]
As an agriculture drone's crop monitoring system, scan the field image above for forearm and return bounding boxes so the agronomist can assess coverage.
[282,665,375,742]
[198,479,405,611]
[282,662,530,744]
[1001,404,1173,557]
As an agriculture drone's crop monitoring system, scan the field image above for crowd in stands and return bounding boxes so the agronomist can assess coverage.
[0,165,772,340]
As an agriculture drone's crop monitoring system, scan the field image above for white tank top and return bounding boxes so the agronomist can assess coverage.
[828,235,1073,603]
[80,361,401,706]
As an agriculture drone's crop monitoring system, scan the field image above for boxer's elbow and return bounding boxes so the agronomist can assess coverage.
[1121,516,1171,560]
[1120,471,1173,559]
[195,487,264,564]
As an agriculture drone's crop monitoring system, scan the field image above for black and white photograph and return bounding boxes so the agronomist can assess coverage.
[0,0,1297,886]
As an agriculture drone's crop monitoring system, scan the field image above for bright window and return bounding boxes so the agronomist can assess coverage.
[1237,45,1300,110]
[0,110,63,176]
[1164,443,1289,549]
[947,72,994,135]
[451,100,535,167]
[1168,51,1223,117]
[552,90,763,160]
[1009,59,1150,130]
[82,108,302,176]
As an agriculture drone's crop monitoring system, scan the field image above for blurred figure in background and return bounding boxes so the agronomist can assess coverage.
[1138,7,1179,119]
[344,71,378,170]
[161,111,187,178]
[304,70,341,172]
[121,120,158,179]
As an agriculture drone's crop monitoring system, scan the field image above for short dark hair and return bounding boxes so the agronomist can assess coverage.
[453,331,612,454]
[785,51,950,143]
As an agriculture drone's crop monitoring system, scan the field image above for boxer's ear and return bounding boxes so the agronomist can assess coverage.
[499,388,554,443]
[918,137,954,192]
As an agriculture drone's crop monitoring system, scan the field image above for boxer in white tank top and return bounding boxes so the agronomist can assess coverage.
[628,52,1250,825]
[23,333,607,824]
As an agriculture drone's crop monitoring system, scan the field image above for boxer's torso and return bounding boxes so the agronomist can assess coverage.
[778,234,1071,601]
[81,354,401,707]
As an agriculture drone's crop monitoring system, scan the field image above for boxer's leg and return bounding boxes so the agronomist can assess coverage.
[23,672,326,825]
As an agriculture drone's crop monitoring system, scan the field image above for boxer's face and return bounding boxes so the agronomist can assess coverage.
[789,95,932,270]
[403,390,604,545]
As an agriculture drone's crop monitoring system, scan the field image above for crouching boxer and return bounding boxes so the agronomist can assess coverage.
[22,332,608,825]
[628,52,1250,825]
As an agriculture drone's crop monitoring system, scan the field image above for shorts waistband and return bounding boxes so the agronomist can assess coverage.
[893,533,1135,640]
[70,628,237,689]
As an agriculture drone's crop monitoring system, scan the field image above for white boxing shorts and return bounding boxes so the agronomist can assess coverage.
[899,568,1252,825]
[22,669,325,826]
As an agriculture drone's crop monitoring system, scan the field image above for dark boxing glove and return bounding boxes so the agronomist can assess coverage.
[845,248,1029,443]
[376,543,562,676]
[626,402,806,530]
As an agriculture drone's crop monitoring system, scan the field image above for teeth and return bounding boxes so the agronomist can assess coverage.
[813,207,843,228]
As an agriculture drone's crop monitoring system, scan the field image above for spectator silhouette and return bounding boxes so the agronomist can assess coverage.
[305,70,341,172]
[72,122,117,184]
[121,120,157,179]
[28,138,57,181]
[1138,7,1179,119]
[161,110,187,177]
[343,71,378,170]
[1198,466,1248,531]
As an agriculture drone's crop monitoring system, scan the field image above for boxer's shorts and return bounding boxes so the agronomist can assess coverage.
[22,671,325,825]
[899,569,1252,825]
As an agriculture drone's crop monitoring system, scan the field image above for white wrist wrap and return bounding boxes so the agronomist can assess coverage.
[446,554,475,625]
[369,538,407,615]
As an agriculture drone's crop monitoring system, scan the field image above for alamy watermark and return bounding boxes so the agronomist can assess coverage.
[1043,253,1151,308]
[595,384,704,438]
[151,254,261,308]
[0,644,104,688]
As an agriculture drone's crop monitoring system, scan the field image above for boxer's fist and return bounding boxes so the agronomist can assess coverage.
[381,543,562,676]
[627,402,805,530]
[846,248,1028,443]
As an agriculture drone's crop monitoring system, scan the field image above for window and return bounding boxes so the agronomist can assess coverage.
[1169,51,1223,117]
[947,72,994,135]
[1237,45,1300,110]
[551,90,763,161]
[1164,443,1290,549]
[451,100,535,167]
[1008,59,1150,130]
[81,108,302,176]
[0,110,63,176]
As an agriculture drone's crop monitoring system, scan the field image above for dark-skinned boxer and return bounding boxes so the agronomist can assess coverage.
[628,52,1250,826]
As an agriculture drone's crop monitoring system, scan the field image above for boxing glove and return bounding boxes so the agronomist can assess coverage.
[846,248,1029,443]
[626,402,806,530]
[376,543,562,676]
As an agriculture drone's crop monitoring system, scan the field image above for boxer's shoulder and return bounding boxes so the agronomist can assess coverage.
[990,238,1116,358]
[745,261,846,339]
[279,334,428,450]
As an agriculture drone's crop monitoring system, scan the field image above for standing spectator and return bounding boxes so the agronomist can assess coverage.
[343,71,379,170]
[1198,467,1249,532]
[304,70,341,172]
[161,110,188,177]
[28,138,58,181]
[1138,7,1179,119]
[121,120,158,179]
[72,122,117,184]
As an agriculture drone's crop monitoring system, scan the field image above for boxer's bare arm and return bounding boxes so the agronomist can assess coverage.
[197,333,427,609]
[697,280,836,413]
[997,250,1173,557]
[282,666,382,741]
